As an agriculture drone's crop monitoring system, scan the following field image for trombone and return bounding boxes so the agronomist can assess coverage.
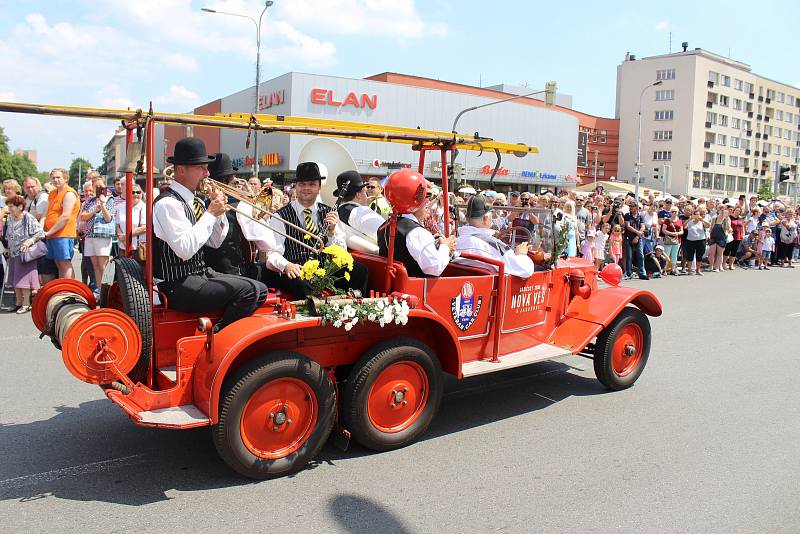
[200,177,325,255]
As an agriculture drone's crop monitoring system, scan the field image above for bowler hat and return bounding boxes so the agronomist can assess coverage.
[294,161,328,182]
[466,194,493,218]
[334,170,366,198]
[167,137,216,165]
[208,153,238,180]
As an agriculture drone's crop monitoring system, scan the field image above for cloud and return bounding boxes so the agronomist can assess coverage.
[161,52,199,73]
[655,20,670,32]
[0,91,17,102]
[154,85,201,111]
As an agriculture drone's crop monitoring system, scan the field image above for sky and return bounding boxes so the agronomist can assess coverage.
[1,0,799,172]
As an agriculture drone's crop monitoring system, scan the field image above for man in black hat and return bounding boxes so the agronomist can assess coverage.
[152,138,268,332]
[335,170,384,242]
[264,161,368,298]
[454,194,536,278]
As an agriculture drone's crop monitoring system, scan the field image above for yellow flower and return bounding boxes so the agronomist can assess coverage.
[344,271,351,281]
[315,268,326,277]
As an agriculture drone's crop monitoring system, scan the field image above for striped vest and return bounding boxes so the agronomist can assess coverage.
[152,188,206,283]
[275,202,332,265]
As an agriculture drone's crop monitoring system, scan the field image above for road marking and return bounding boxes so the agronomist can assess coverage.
[787,312,800,318]
[0,454,147,491]
[0,335,41,342]
[532,392,557,403]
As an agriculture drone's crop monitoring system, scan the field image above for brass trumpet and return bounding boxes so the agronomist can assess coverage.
[200,177,325,254]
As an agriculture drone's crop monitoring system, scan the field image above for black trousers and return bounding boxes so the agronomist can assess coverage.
[260,261,369,300]
[159,268,268,332]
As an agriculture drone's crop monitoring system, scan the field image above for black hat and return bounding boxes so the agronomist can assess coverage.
[334,170,366,198]
[294,161,327,182]
[208,153,238,180]
[466,194,493,218]
[167,137,216,165]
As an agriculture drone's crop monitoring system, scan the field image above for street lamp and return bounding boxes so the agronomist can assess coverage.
[634,80,663,199]
[202,1,274,180]
[593,149,599,186]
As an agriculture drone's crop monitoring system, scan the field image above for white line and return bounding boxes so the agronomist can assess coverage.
[532,392,557,403]
[0,335,41,342]
[787,312,800,318]
[0,454,147,491]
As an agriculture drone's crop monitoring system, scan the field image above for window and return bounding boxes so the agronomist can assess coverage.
[777,92,785,103]
[732,118,741,129]
[693,173,702,188]
[654,130,673,141]
[655,110,674,120]
[731,137,740,148]
[716,134,727,146]
[601,137,607,143]
[706,111,717,124]
[740,158,749,169]
[763,142,770,152]
[719,115,729,127]
[600,129,607,135]
[767,89,775,99]
[788,95,795,106]
[776,110,784,121]
[793,148,799,159]
[738,176,748,191]
[744,82,754,94]
[702,173,713,189]
[729,155,738,167]
[721,75,731,87]
[653,151,672,161]
[773,144,781,155]
[775,127,782,137]
[784,129,791,140]
[733,98,742,110]
[743,120,752,131]
[709,71,719,84]
[741,139,750,150]
[718,95,730,107]
[764,125,772,135]
[784,145,791,156]
[749,178,759,193]
[726,175,737,190]
[716,153,726,165]
[655,89,674,101]
[786,112,793,123]
[734,79,743,90]
[714,174,724,189]
[656,69,676,80]
[599,169,605,176]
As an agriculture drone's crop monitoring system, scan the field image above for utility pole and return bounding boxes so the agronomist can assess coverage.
[593,150,599,186]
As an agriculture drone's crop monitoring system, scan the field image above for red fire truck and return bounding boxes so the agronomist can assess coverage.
[1,102,661,479]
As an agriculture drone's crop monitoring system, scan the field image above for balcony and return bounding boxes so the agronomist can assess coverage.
[706,101,713,108]
[757,114,763,120]
[755,133,761,139]
[702,161,710,168]
[745,149,751,155]
[761,151,767,157]
[704,141,711,148]
[707,80,715,88]
[758,96,764,102]
[748,111,754,118]
[749,93,755,99]
[766,97,771,104]
[763,134,769,140]
[744,167,750,173]
[765,116,770,123]
[746,130,753,137]
[760,170,766,176]
[705,121,713,128]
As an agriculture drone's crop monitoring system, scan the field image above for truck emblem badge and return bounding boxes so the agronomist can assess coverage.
[451,282,482,331]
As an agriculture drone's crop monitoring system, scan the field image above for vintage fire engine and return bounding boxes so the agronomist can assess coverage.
[1,102,661,479]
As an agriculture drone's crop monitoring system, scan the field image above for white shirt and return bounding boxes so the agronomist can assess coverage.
[236,202,278,254]
[402,214,451,276]
[341,202,384,238]
[153,181,228,261]
[455,225,534,278]
[115,199,146,248]
[267,200,346,273]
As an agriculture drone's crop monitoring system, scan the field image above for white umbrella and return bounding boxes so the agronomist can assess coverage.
[458,186,476,195]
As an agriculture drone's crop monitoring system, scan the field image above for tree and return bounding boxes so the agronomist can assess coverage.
[0,125,41,185]
[757,181,773,201]
[69,157,93,190]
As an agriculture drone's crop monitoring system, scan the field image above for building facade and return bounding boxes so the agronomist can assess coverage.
[157,71,618,192]
[617,47,800,199]
[13,148,37,167]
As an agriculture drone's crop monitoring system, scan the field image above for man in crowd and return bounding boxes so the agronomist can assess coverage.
[736,229,759,268]
[378,169,454,277]
[42,168,80,281]
[152,137,267,332]
[22,176,57,286]
[455,194,535,278]
[367,176,392,217]
[623,201,648,280]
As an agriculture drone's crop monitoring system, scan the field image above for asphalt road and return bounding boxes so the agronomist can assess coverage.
[1,267,799,533]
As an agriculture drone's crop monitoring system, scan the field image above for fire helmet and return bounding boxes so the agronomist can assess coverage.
[384,169,429,214]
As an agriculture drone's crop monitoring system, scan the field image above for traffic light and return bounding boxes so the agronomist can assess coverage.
[653,166,662,181]
[778,165,792,182]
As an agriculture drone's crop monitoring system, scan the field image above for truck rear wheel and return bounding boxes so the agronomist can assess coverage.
[342,338,443,451]
[213,352,336,479]
[109,257,152,384]
[594,307,650,391]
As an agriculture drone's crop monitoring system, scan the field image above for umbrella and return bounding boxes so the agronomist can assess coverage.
[458,186,476,195]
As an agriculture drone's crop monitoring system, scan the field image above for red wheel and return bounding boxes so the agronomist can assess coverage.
[32,279,96,333]
[240,378,317,459]
[213,353,335,479]
[343,338,443,451]
[594,307,651,390]
[367,361,429,433]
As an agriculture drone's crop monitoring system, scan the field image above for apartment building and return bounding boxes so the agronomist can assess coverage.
[616,46,800,198]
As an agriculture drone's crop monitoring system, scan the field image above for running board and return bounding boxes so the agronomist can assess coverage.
[137,405,210,428]
[461,343,573,377]
[158,366,177,383]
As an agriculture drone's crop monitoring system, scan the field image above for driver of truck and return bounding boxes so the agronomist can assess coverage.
[378,169,455,277]
[335,170,385,240]
[454,194,537,278]
[152,137,268,332]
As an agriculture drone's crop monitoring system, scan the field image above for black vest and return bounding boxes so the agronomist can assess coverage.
[337,201,358,226]
[275,202,332,265]
[152,187,206,283]
[203,198,252,275]
[378,216,428,278]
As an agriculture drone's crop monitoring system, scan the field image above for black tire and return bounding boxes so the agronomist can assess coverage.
[212,352,336,479]
[594,307,651,391]
[112,256,152,384]
[342,337,443,451]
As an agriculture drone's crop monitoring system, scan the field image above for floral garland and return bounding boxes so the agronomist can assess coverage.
[319,297,410,331]
[299,245,354,296]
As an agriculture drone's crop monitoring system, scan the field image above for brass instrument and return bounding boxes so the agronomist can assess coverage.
[200,177,324,255]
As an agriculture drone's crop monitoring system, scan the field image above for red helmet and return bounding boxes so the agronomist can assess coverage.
[384,169,429,214]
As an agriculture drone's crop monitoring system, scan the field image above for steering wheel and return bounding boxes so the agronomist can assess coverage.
[499,225,532,246]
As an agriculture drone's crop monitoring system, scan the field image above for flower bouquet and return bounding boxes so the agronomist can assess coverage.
[299,245,354,296]
[319,297,410,331]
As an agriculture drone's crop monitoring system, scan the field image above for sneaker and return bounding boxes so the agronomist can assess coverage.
[639,274,650,280]
[15,305,31,314]
[695,271,703,276]
[764,266,770,270]
[652,272,662,278]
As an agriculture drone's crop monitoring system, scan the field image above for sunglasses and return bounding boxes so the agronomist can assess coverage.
[366,185,376,190]
[132,191,142,195]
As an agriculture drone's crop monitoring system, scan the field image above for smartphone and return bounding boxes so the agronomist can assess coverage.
[95,185,107,197]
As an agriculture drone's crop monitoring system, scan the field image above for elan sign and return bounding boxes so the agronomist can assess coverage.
[310,88,378,110]
[258,90,285,110]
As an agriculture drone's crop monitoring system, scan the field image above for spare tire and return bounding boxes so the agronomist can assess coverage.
[110,257,152,384]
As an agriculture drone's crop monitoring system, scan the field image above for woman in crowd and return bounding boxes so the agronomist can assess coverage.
[114,178,146,259]
[724,206,745,270]
[3,195,45,313]
[706,204,731,272]
[661,206,684,275]
[78,176,115,296]
[776,209,797,268]
[684,208,710,275]
[560,200,578,257]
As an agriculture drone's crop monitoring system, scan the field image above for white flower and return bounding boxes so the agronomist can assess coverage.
[382,308,394,324]
[333,320,342,328]
[367,313,376,321]
[376,300,385,310]
[344,320,355,331]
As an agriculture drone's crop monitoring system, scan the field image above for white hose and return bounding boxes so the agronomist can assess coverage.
[45,292,90,345]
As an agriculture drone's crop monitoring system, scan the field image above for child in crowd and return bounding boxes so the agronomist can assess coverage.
[758,223,774,270]
[581,225,595,261]
[594,222,610,269]
[609,224,623,265]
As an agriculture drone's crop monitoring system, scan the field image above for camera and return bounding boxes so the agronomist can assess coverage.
[521,198,530,207]
[95,185,107,197]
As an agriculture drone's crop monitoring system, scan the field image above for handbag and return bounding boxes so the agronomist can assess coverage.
[21,240,47,263]
[135,207,146,261]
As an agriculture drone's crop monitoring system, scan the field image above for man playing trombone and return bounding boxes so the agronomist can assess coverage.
[152,138,267,332]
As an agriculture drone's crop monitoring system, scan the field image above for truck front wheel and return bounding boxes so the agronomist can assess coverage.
[342,338,443,451]
[213,352,336,479]
[594,307,651,391]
